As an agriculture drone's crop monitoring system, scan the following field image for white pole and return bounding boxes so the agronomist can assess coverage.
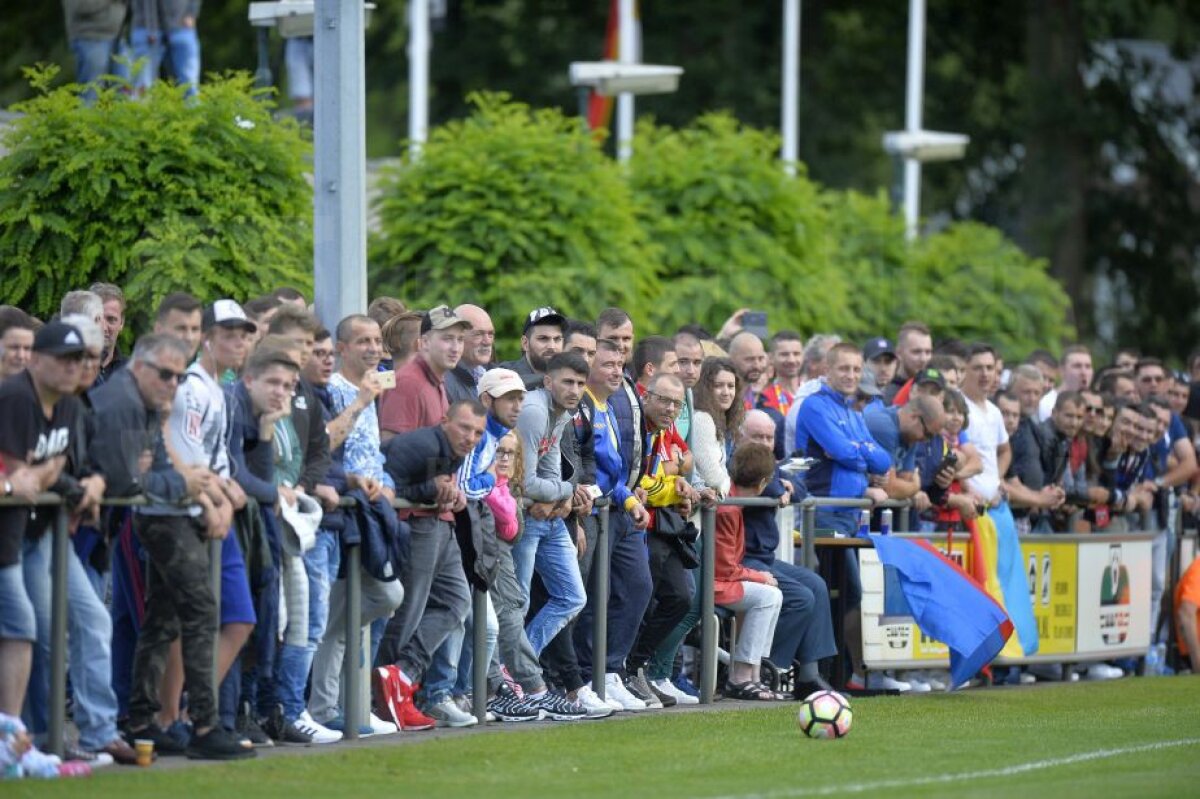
[781,0,801,176]
[903,0,926,240]
[616,0,636,163]
[408,0,430,158]
[313,0,368,332]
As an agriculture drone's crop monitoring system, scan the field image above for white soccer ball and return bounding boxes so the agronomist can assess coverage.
[796,689,853,739]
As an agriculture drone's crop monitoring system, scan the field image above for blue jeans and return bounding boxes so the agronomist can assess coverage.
[21,535,52,736]
[71,36,131,102]
[67,546,119,749]
[423,595,499,704]
[512,517,586,656]
[130,26,200,96]
[745,558,837,667]
[277,531,337,722]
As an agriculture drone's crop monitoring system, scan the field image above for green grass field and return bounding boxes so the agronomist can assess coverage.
[10,678,1200,798]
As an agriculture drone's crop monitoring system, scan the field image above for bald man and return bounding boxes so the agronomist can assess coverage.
[445,304,495,403]
[728,332,769,410]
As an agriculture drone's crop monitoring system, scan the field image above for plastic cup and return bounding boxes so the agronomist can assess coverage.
[134,739,154,767]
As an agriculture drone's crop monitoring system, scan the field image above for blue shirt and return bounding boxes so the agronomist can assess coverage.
[865,404,917,472]
[795,384,892,514]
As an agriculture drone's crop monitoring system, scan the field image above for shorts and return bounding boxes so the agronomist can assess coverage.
[0,561,36,641]
[221,533,257,626]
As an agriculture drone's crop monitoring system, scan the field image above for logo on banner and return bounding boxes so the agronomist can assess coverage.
[1099,544,1131,644]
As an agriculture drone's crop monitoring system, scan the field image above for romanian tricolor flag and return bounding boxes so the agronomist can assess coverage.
[587,0,640,136]
[971,503,1040,658]
[871,534,1014,689]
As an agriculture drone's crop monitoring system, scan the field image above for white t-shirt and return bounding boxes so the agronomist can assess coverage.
[964,394,1009,502]
[168,363,231,478]
[1037,388,1057,422]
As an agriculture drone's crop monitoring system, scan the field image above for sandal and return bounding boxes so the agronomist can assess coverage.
[724,681,778,701]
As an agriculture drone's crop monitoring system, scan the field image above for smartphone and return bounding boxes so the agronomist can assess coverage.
[937,450,958,473]
[376,370,396,390]
[585,484,603,500]
[742,310,769,340]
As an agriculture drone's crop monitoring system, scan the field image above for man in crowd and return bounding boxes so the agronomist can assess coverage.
[728,331,769,410]
[759,331,804,419]
[90,332,253,760]
[1037,346,1092,421]
[961,344,1011,508]
[0,307,36,382]
[380,305,468,441]
[88,283,128,385]
[445,303,495,403]
[500,307,567,391]
[672,331,705,444]
[863,337,898,393]
[783,333,842,452]
[883,322,933,403]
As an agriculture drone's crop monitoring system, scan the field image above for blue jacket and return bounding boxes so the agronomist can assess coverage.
[580,392,633,510]
[225,382,278,506]
[743,470,803,564]
[458,415,509,501]
[795,384,891,515]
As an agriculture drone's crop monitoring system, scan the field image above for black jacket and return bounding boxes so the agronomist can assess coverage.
[381,425,464,505]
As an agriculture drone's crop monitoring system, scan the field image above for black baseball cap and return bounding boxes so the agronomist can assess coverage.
[523,306,566,334]
[914,367,947,390]
[863,337,896,362]
[32,321,86,356]
[202,299,257,333]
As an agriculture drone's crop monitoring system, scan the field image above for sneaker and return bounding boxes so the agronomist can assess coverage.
[236,701,274,747]
[499,664,525,699]
[96,737,139,766]
[276,719,314,745]
[454,695,473,715]
[672,672,700,699]
[604,672,649,712]
[646,678,679,707]
[293,711,343,744]
[625,670,663,709]
[486,683,540,723]
[162,720,193,751]
[63,744,114,768]
[368,712,397,735]
[574,685,615,719]
[527,691,586,721]
[900,672,932,693]
[652,678,699,706]
[123,723,187,756]
[371,665,404,728]
[260,704,288,743]
[322,716,374,737]
[845,673,866,691]
[1086,663,1123,681]
[865,672,912,692]
[186,726,257,761]
[426,698,479,728]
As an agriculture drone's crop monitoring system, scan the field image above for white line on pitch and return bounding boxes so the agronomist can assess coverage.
[712,738,1200,799]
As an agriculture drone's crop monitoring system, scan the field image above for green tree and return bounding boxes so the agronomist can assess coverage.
[0,68,312,331]
[369,93,660,358]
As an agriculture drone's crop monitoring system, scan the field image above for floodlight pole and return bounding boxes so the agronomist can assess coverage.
[902,0,926,240]
[780,0,801,176]
[408,0,430,158]
[615,0,636,162]
[313,0,368,333]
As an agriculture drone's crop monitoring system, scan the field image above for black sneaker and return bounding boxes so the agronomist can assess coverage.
[186,726,258,761]
[625,671,664,709]
[527,691,586,721]
[486,683,540,723]
[123,723,187,756]
[260,704,287,743]
[236,702,275,748]
[647,680,678,708]
[792,674,833,702]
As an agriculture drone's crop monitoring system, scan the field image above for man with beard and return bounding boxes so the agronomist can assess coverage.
[500,307,567,392]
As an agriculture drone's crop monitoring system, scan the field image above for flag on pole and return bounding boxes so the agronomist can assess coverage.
[587,0,640,135]
[973,503,1040,658]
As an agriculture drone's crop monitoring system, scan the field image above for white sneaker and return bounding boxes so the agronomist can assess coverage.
[604,672,649,711]
[368,712,398,735]
[917,670,949,691]
[651,678,699,705]
[1086,664,1123,681]
[295,711,344,744]
[866,672,912,692]
[426,698,479,728]
[902,673,932,693]
[574,685,615,719]
[1018,671,1037,685]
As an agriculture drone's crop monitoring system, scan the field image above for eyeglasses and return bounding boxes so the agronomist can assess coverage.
[495,449,515,459]
[1085,405,1104,414]
[143,362,185,384]
[649,393,683,411]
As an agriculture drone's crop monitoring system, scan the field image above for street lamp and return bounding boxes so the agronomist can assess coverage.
[568,61,683,147]
[882,130,969,163]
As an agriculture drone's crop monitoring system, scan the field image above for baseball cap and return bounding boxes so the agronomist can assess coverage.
[863,337,896,361]
[914,367,947,390]
[202,299,257,333]
[477,368,526,399]
[858,367,882,397]
[523,306,566,334]
[420,304,471,334]
[33,321,86,356]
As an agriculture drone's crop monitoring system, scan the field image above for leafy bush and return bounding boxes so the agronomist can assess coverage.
[0,67,312,331]
[370,93,661,356]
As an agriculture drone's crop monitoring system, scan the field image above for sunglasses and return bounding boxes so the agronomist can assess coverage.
[143,361,185,384]
[1085,405,1104,414]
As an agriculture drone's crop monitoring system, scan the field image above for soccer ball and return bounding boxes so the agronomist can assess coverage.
[796,690,852,739]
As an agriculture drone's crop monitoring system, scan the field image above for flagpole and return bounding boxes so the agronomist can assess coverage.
[408,0,430,158]
[616,0,636,162]
[780,0,801,176]
[902,0,926,240]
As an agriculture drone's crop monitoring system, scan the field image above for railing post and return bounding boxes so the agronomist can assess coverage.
[209,537,222,702]
[897,504,911,533]
[591,502,610,700]
[802,503,817,570]
[699,505,717,705]
[343,541,362,739]
[47,502,69,757]
[471,587,488,723]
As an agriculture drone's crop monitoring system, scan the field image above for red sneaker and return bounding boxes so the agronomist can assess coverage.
[395,695,435,732]
[371,666,402,727]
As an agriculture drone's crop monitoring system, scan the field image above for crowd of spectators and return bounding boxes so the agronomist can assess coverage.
[1,282,1198,778]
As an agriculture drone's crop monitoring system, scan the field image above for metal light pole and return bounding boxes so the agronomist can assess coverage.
[408,0,430,158]
[615,0,636,162]
[902,0,927,240]
[781,0,801,176]
[313,0,369,332]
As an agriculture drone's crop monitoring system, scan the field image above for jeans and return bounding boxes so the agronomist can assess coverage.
[130,26,200,96]
[720,582,783,666]
[424,593,499,704]
[284,36,314,100]
[20,535,52,736]
[242,508,281,718]
[744,558,837,667]
[575,512,653,681]
[512,517,586,656]
[276,531,337,722]
[627,534,692,672]
[489,542,543,693]
[67,546,120,749]
[70,36,132,102]
[109,513,145,721]
[377,516,470,683]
